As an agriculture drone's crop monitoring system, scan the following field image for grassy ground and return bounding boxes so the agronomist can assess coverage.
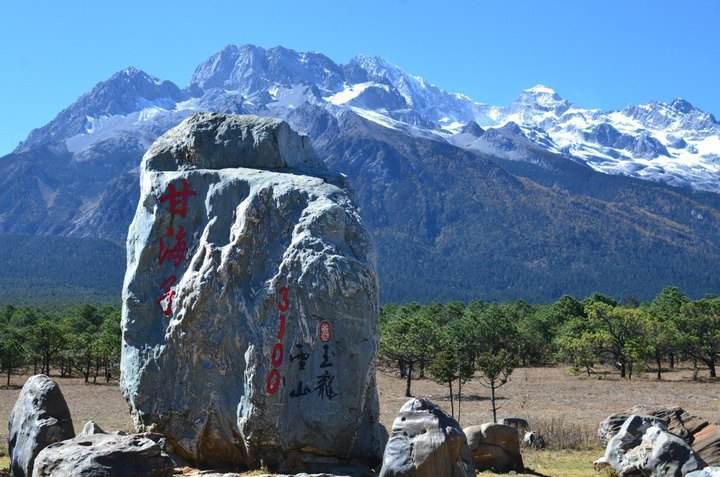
[476,449,605,477]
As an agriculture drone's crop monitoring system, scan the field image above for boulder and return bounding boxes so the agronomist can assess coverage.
[594,414,667,472]
[378,398,474,477]
[598,406,709,444]
[464,423,524,473]
[631,425,704,477]
[32,432,175,477]
[599,406,720,470]
[596,417,705,477]
[8,375,75,477]
[121,113,386,472]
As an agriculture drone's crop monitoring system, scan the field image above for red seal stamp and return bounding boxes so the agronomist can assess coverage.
[319,321,332,342]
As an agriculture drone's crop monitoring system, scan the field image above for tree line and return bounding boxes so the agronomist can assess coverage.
[0,304,120,387]
[379,287,720,422]
[0,287,717,421]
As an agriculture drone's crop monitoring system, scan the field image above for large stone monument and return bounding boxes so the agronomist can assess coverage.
[120,113,386,472]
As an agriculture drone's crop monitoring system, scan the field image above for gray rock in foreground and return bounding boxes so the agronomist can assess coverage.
[378,398,474,477]
[121,113,386,471]
[598,405,709,444]
[32,432,175,477]
[8,375,75,477]
[595,415,705,477]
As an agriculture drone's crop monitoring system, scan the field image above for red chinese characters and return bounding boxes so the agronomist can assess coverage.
[155,276,177,317]
[155,179,196,318]
[159,225,188,267]
[159,179,196,217]
[266,286,289,395]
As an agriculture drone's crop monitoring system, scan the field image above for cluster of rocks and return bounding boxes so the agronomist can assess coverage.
[595,406,720,477]
[375,398,529,476]
[8,374,174,477]
[7,375,526,477]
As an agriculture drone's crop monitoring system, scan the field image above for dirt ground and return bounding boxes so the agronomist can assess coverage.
[378,365,720,431]
[1,365,718,474]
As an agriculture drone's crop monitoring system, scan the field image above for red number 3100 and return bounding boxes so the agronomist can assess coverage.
[266,286,289,395]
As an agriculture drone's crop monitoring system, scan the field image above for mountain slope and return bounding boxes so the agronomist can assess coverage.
[2,43,720,303]
[312,111,720,302]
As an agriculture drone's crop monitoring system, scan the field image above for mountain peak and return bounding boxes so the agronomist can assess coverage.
[460,121,485,136]
[670,98,697,114]
[512,84,570,116]
[109,66,165,87]
[190,43,344,93]
[523,84,559,96]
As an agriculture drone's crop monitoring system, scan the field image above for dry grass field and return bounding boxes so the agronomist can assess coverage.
[1,365,718,476]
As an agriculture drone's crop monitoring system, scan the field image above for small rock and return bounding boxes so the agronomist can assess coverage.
[8,375,75,477]
[378,398,474,477]
[464,423,524,473]
[522,431,545,450]
[32,432,175,477]
[79,420,105,436]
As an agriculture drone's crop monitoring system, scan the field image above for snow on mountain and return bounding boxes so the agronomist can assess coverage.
[17,44,720,193]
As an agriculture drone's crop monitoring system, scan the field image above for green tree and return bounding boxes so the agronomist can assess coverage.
[643,309,680,380]
[468,304,520,422]
[584,303,646,379]
[650,287,689,369]
[555,322,596,376]
[429,319,475,422]
[476,349,517,423]
[0,325,25,386]
[380,306,438,397]
[30,319,64,376]
[676,298,720,378]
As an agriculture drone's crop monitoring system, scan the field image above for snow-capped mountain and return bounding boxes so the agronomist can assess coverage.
[5,44,720,303]
[17,44,718,193]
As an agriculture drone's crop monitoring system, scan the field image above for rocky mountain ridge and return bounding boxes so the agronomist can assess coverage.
[2,44,720,303]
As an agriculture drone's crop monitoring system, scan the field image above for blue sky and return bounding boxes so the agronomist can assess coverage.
[1,0,718,155]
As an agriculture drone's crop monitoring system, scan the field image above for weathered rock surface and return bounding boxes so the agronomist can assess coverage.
[121,113,386,472]
[630,425,704,477]
[688,467,720,477]
[694,424,720,466]
[595,415,665,472]
[464,423,524,473]
[596,416,705,477]
[32,432,175,477]
[600,406,720,468]
[8,375,75,477]
[598,406,709,444]
[378,398,474,477]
